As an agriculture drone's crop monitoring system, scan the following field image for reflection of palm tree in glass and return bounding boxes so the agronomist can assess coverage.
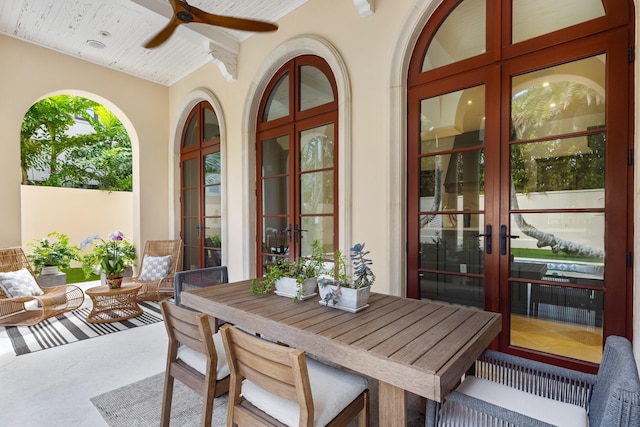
[511,81,604,259]
[204,152,221,185]
[300,135,334,250]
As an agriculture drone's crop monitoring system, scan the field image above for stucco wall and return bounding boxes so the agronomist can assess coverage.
[20,186,133,265]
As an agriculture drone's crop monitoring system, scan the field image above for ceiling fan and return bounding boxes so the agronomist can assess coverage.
[144,0,278,49]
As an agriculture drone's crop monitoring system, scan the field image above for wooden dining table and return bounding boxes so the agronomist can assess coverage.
[182,280,501,426]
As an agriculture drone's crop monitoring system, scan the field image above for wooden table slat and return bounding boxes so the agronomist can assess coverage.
[390,308,477,364]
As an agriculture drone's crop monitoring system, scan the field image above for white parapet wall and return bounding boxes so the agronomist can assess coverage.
[20,185,133,267]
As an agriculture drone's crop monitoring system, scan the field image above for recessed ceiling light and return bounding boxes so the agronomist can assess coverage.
[87,40,106,49]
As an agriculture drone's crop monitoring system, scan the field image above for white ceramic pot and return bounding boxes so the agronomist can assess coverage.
[274,277,317,300]
[318,282,371,312]
[41,265,59,275]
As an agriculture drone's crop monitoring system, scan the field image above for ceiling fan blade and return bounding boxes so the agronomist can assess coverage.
[144,0,278,49]
[144,15,182,49]
[187,4,278,32]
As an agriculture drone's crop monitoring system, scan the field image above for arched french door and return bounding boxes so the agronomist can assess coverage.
[180,101,223,270]
[407,0,633,371]
[256,55,338,273]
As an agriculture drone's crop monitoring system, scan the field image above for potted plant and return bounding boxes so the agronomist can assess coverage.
[251,240,325,301]
[27,231,81,276]
[319,242,376,312]
[80,231,137,288]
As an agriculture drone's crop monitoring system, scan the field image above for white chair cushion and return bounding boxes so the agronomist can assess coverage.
[241,356,368,427]
[176,332,230,380]
[0,268,43,297]
[456,376,588,427]
[138,255,171,281]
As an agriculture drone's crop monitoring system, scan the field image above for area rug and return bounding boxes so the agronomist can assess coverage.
[91,372,426,427]
[0,300,163,356]
[91,372,228,427]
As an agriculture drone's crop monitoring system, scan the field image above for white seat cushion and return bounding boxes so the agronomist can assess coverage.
[176,332,230,380]
[241,356,368,427]
[456,376,588,427]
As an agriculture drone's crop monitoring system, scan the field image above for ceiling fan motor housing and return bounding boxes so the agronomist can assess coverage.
[177,11,194,23]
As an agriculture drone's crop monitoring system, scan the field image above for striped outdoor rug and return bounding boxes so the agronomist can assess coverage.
[0,300,163,356]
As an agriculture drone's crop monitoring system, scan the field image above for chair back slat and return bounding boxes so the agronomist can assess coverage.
[161,301,216,358]
[221,324,313,410]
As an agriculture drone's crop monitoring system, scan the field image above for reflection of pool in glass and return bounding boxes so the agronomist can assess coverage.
[515,257,604,281]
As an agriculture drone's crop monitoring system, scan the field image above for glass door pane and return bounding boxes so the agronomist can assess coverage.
[508,56,606,363]
[512,0,605,44]
[299,124,335,256]
[422,0,486,71]
[260,135,291,273]
[203,151,221,267]
[182,156,199,270]
[418,86,486,308]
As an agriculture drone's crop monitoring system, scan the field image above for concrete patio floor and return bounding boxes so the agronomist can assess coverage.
[0,281,168,427]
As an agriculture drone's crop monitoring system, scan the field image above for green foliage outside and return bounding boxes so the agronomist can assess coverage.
[26,231,81,275]
[63,267,99,284]
[21,95,132,191]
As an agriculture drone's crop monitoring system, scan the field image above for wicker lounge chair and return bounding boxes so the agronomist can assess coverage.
[126,240,182,302]
[0,247,84,326]
[427,335,640,427]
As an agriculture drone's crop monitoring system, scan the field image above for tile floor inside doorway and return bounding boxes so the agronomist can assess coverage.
[511,314,603,364]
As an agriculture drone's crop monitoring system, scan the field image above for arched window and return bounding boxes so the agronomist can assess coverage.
[407,0,632,371]
[180,101,223,270]
[256,55,338,273]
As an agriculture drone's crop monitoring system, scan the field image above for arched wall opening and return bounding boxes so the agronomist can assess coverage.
[19,89,140,260]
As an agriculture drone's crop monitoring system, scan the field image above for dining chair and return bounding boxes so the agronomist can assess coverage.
[159,300,230,427]
[427,335,640,427]
[219,323,369,427]
[0,247,84,326]
[173,266,228,308]
[126,240,183,301]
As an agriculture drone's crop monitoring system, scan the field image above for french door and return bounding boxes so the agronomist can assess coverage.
[256,56,338,273]
[407,0,632,371]
[180,102,222,270]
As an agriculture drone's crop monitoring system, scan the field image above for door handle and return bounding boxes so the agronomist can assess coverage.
[292,224,309,243]
[500,225,519,255]
[472,225,492,255]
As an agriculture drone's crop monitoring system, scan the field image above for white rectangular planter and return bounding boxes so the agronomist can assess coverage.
[274,277,317,300]
[318,283,371,312]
